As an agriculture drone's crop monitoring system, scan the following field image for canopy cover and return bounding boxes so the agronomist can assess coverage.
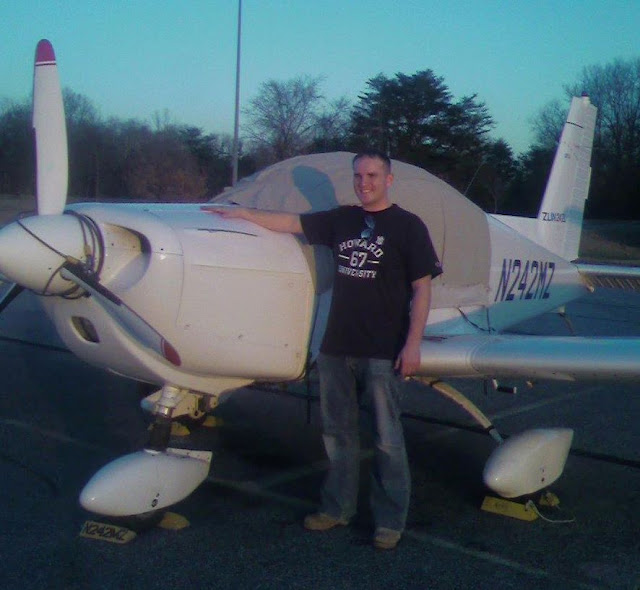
[214,152,490,308]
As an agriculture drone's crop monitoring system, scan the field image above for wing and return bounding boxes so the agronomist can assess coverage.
[418,333,640,381]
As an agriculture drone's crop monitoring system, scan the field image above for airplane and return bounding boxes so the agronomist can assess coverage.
[1,39,638,519]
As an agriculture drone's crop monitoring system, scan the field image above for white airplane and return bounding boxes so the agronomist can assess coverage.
[1,39,637,518]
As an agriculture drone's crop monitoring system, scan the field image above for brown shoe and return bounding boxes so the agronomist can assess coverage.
[303,512,348,531]
[373,527,401,550]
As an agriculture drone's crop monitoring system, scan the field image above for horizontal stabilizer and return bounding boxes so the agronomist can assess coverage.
[577,263,640,292]
[419,333,640,381]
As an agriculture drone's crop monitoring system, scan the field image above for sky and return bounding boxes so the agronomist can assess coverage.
[2,0,639,155]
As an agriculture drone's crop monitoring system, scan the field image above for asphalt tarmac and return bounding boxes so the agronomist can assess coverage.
[0,287,638,590]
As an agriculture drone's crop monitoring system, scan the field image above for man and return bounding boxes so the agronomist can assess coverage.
[204,151,442,549]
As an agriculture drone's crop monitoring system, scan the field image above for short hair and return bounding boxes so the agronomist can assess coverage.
[352,150,391,173]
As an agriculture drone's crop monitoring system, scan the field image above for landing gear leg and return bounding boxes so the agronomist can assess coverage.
[145,385,187,450]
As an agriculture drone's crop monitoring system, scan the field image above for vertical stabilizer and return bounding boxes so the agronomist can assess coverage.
[537,95,597,260]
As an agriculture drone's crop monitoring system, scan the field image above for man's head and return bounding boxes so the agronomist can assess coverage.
[352,150,394,212]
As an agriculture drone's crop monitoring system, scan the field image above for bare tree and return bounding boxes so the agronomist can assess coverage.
[0,100,32,195]
[530,99,567,150]
[63,89,103,197]
[531,57,640,218]
[120,124,207,201]
[244,75,325,163]
[151,109,177,132]
[566,59,640,165]
[311,96,352,152]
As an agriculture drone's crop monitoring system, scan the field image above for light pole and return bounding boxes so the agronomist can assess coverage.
[231,0,242,185]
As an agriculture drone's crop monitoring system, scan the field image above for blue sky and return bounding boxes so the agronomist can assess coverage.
[2,1,639,154]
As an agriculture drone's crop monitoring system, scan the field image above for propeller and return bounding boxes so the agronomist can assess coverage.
[0,39,65,315]
[0,39,67,314]
[0,39,181,367]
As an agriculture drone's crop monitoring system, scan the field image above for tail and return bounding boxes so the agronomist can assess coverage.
[536,95,597,261]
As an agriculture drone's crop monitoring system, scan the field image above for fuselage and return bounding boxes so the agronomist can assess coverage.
[433,213,589,334]
[11,200,588,395]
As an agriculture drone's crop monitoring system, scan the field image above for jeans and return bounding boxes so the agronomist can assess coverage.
[317,353,410,532]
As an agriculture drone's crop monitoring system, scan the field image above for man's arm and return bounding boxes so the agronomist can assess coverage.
[395,275,432,378]
[201,205,303,234]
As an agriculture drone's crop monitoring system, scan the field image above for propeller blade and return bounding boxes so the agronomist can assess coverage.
[60,261,181,366]
[33,39,68,216]
[0,283,24,314]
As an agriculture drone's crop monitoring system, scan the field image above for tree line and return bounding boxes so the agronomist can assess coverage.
[1,57,639,218]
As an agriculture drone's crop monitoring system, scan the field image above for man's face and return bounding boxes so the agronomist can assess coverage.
[352,156,393,212]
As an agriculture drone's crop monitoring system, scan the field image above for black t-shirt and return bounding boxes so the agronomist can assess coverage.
[301,204,442,359]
